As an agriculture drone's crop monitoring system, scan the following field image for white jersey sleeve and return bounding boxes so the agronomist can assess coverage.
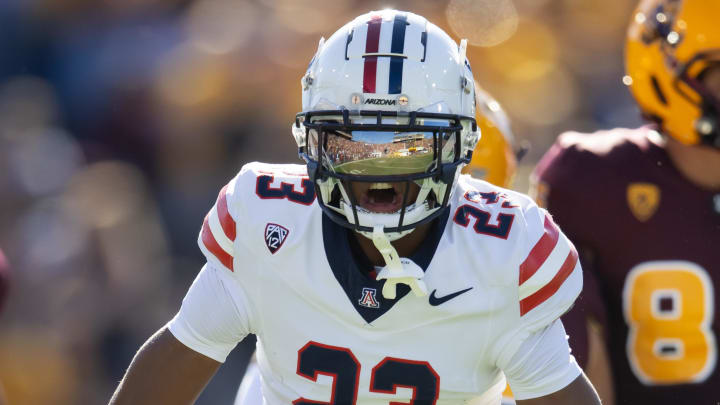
[501,319,581,400]
[167,171,255,362]
[167,263,252,362]
[490,199,583,398]
[514,203,582,330]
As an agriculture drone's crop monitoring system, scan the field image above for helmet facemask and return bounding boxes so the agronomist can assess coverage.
[674,53,720,147]
[294,108,477,241]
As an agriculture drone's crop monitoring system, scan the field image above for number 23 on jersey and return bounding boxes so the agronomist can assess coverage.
[623,260,716,385]
[294,341,439,405]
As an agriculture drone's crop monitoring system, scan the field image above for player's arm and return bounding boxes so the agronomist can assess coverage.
[499,318,600,404]
[558,253,615,405]
[108,260,251,404]
[585,320,614,405]
[531,142,615,405]
[112,151,253,404]
[516,373,600,405]
[493,200,600,403]
[109,327,221,405]
[110,174,252,404]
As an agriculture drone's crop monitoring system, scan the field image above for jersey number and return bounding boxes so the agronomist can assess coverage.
[623,261,716,385]
[294,341,439,405]
[453,204,513,239]
[256,175,315,205]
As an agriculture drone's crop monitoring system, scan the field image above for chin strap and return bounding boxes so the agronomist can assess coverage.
[371,225,428,299]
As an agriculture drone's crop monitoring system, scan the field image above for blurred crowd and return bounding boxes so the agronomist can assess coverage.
[0,0,644,403]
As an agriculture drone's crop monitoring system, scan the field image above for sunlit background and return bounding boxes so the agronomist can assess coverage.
[0,0,642,403]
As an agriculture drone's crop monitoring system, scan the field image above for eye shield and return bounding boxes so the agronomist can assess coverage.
[297,110,475,181]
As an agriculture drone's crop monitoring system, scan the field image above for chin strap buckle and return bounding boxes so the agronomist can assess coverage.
[371,225,428,299]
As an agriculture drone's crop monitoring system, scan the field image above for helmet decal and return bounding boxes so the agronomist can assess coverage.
[388,13,409,95]
[362,15,382,93]
[362,12,410,94]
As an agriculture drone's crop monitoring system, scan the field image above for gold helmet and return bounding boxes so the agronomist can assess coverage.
[626,0,720,148]
[462,85,519,188]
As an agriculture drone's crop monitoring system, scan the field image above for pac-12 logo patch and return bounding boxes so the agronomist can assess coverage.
[358,287,380,309]
[265,223,289,254]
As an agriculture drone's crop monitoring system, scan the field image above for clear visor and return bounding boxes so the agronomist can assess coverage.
[307,118,459,176]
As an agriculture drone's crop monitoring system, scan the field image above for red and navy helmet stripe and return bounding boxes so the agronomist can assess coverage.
[362,15,382,93]
[388,13,408,94]
[362,13,409,95]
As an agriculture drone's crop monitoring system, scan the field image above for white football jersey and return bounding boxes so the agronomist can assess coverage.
[168,162,583,404]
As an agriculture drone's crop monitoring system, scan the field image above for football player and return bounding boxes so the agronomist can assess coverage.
[110,10,600,405]
[462,85,522,189]
[232,87,526,405]
[531,1,720,404]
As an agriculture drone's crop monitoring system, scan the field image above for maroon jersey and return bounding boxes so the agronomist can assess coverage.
[532,126,720,404]
[0,249,8,313]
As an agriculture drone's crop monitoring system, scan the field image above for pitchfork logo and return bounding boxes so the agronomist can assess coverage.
[265,223,289,254]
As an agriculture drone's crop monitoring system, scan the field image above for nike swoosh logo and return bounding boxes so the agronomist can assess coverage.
[428,287,473,306]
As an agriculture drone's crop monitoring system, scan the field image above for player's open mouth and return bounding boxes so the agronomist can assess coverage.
[356,182,411,213]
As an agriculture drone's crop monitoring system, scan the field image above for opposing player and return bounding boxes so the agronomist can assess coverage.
[462,86,521,189]
[532,1,720,403]
[110,10,600,405]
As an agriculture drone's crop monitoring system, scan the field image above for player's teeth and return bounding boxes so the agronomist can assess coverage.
[369,182,393,190]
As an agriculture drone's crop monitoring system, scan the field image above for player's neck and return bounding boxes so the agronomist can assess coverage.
[353,222,433,268]
[664,136,720,190]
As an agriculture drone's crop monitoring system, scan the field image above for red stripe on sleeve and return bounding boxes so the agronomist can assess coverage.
[201,215,234,271]
[519,244,578,316]
[363,16,382,93]
[216,185,236,241]
[519,215,560,285]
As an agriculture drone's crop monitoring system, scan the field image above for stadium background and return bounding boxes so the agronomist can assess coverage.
[0,0,644,403]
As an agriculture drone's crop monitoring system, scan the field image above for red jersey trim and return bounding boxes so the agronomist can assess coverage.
[216,185,236,241]
[201,215,234,271]
[519,244,578,316]
[519,215,560,285]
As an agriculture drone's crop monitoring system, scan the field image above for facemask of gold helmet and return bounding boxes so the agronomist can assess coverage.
[461,85,521,188]
[626,0,720,149]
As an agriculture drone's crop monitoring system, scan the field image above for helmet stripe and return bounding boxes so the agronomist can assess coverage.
[388,13,408,94]
[363,15,382,93]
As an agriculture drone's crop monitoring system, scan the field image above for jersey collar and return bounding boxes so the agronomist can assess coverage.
[322,207,449,323]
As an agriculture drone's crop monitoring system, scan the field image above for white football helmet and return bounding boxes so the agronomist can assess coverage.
[292,10,479,241]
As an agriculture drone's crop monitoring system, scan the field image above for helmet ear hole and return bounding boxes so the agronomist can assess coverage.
[651,75,669,105]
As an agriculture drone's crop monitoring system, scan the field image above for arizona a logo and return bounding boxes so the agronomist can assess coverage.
[627,182,660,222]
[265,223,289,254]
[358,287,380,309]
